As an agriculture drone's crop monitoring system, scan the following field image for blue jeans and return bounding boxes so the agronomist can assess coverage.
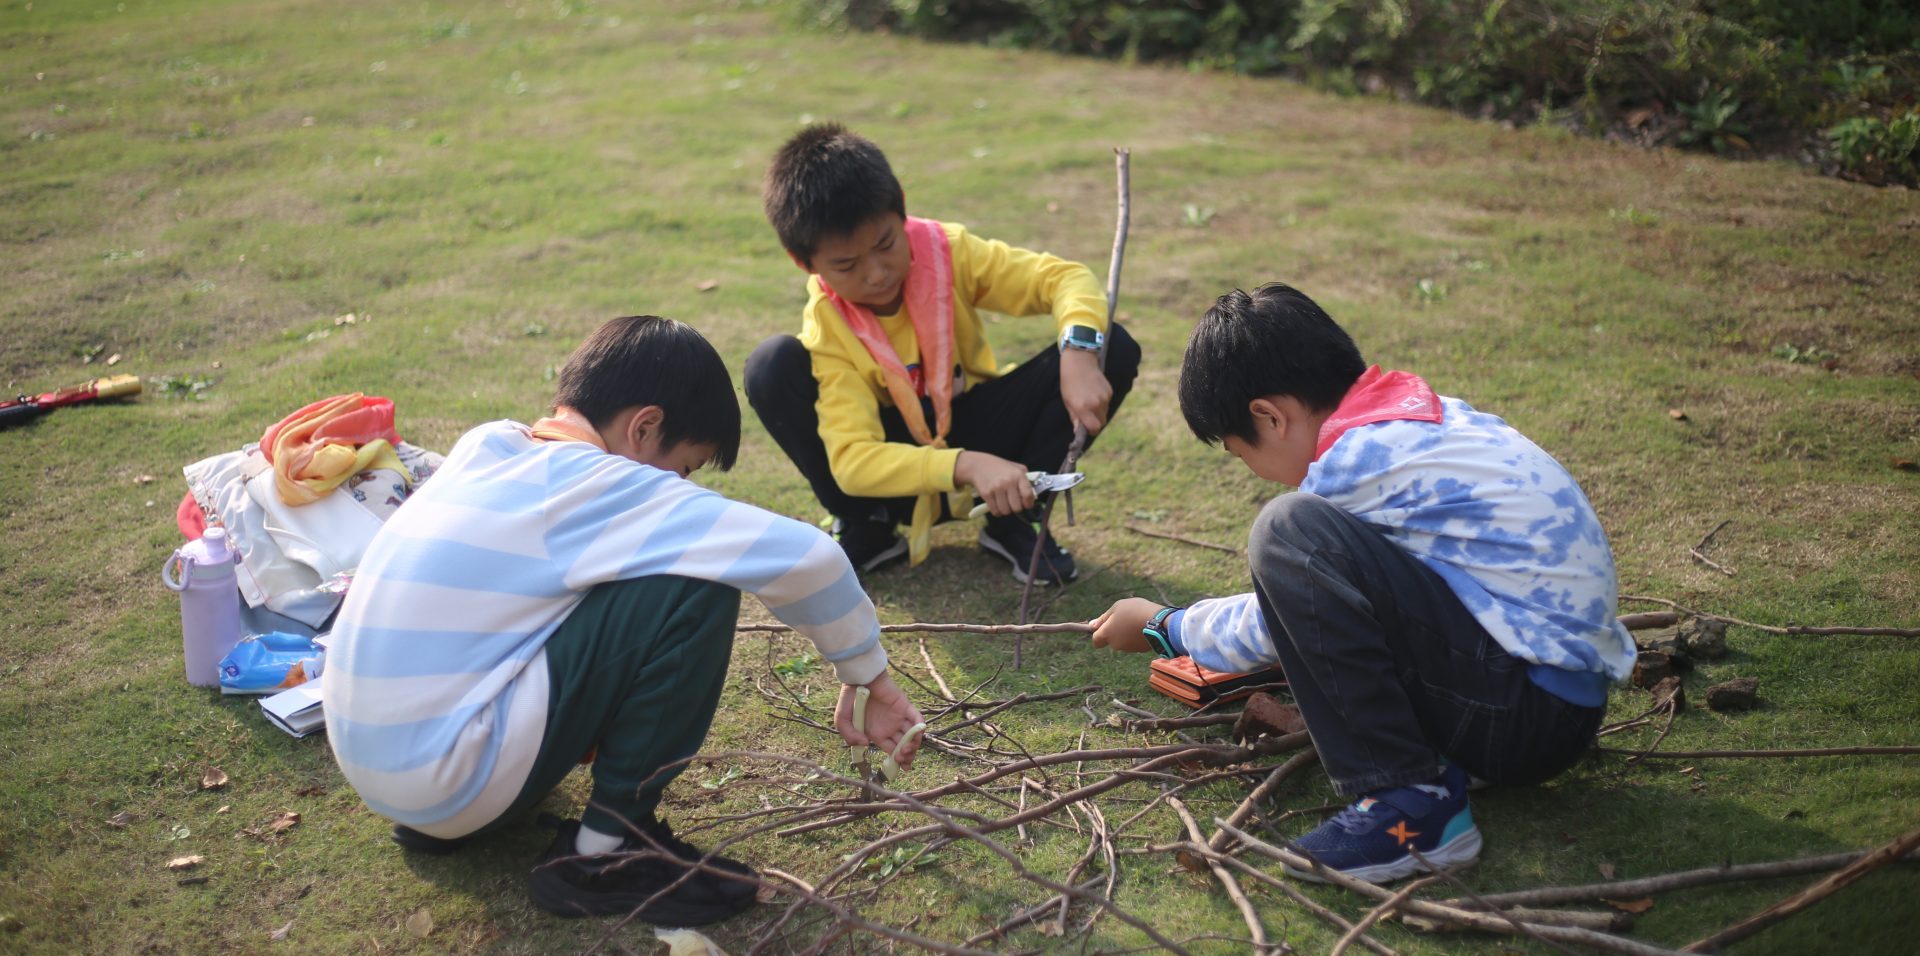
[1248,494,1603,797]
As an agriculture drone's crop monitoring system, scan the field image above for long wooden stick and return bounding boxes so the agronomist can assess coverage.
[1125,523,1242,555]
[1446,848,1920,910]
[1682,826,1920,953]
[1620,595,1920,637]
[737,621,1093,635]
[1597,745,1920,759]
[1213,820,1688,956]
[1332,873,1445,956]
[1015,147,1131,665]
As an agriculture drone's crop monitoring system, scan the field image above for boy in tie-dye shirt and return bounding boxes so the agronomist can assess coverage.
[1089,284,1633,884]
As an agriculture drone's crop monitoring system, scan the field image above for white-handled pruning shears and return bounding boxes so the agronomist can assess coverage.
[967,471,1087,519]
[847,685,927,789]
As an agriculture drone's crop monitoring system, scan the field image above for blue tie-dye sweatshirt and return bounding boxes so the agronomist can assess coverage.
[1168,368,1634,707]
[322,421,886,837]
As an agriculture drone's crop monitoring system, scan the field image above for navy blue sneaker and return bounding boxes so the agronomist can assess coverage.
[978,513,1077,585]
[832,518,908,575]
[1285,764,1481,883]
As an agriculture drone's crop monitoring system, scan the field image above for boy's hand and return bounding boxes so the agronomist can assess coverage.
[835,673,925,771]
[955,451,1037,517]
[1088,598,1166,654]
[1059,348,1113,435]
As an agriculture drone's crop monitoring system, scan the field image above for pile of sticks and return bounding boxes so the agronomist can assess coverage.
[586,610,1918,955]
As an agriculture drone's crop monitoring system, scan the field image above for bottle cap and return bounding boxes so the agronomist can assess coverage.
[201,527,231,563]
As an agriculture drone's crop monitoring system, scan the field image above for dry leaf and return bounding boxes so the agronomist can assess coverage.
[106,811,134,829]
[1045,201,1060,213]
[656,927,727,955]
[1037,920,1065,937]
[270,919,293,941]
[754,883,779,904]
[106,353,122,366]
[216,805,230,815]
[1667,409,1688,421]
[269,811,301,833]
[1893,458,1918,473]
[202,768,229,790]
[696,279,720,292]
[292,785,328,798]
[1598,862,1617,879]
[333,313,358,326]
[134,474,154,484]
[404,908,433,939]
[1603,897,1656,914]
[1173,848,1208,874]
[167,855,205,871]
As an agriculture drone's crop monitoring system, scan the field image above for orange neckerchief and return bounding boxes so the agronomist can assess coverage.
[528,407,609,450]
[260,393,408,506]
[817,216,956,447]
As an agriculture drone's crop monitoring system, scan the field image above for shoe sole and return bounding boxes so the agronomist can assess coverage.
[854,536,909,575]
[529,865,755,924]
[1282,825,1483,885]
[391,825,469,855]
[976,530,1075,586]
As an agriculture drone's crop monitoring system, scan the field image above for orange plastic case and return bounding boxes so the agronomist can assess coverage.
[1147,656,1289,709]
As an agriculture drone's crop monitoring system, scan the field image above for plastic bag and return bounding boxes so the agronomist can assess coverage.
[218,631,325,696]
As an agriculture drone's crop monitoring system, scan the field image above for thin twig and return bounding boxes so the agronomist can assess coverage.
[1209,748,1320,853]
[1125,523,1242,555]
[1447,848,1920,910]
[1682,826,1920,953]
[1620,595,1920,637]
[1167,796,1272,954]
[1688,519,1737,576]
[1408,846,1582,956]
[1331,872,1445,956]
[1213,820,1687,956]
[1597,745,1920,759]
[1186,845,1398,956]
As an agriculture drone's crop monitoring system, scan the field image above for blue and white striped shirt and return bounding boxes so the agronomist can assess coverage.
[322,421,885,836]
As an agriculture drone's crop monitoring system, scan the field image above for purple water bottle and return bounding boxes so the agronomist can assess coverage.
[161,527,245,688]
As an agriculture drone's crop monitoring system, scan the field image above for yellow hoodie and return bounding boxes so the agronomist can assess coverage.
[797,220,1108,562]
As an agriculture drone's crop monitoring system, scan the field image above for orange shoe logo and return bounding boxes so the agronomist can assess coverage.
[1387,821,1420,845]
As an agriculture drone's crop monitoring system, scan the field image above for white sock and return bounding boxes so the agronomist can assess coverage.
[575,824,625,855]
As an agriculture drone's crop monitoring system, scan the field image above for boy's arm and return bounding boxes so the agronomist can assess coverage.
[575,473,890,684]
[954,227,1107,337]
[1088,593,1279,674]
[812,340,963,498]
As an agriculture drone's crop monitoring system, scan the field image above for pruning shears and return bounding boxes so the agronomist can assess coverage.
[967,471,1087,519]
[847,685,928,790]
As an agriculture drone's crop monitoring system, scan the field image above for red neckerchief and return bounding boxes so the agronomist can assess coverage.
[1313,366,1443,460]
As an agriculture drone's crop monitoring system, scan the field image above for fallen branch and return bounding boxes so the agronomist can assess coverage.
[1209,748,1320,853]
[1620,595,1920,638]
[1682,826,1920,953]
[1123,712,1240,732]
[1167,796,1273,954]
[1213,820,1688,956]
[1447,847,1920,910]
[1598,745,1920,759]
[1618,611,1682,631]
[1183,845,1398,956]
[1125,523,1242,556]
[1332,872,1445,956]
[737,621,1094,636]
[1688,519,1736,577]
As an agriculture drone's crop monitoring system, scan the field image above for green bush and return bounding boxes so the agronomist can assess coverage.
[800,0,1919,186]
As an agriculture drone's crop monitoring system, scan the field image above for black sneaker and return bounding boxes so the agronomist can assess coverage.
[832,518,908,574]
[529,816,757,923]
[979,514,1077,585]
[391,824,469,855]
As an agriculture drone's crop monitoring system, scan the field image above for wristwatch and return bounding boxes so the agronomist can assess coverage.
[1059,324,1104,353]
[1141,606,1180,659]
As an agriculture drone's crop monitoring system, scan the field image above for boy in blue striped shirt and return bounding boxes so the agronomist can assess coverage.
[323,316,924,924]
[1089,285,1632,883]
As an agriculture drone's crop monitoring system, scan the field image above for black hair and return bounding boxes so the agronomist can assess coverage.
[763,122,906,267]
[1178,284,1368,445]
[552,315,741,470]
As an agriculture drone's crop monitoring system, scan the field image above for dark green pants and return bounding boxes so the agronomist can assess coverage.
[485,574,740,836]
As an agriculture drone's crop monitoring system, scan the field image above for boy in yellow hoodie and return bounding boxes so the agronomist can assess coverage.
[746,123,1140,584]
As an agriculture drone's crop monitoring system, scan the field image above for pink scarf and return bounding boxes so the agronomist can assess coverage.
[1314,366,1444,459]
[818,217,956,447]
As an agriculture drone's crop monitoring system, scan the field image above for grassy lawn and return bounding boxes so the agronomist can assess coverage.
[3,0,1917,952]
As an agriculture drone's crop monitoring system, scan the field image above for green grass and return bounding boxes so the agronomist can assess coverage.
[3,0,1918,953]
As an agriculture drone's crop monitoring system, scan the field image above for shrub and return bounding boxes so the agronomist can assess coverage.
[799,0,1919,186]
